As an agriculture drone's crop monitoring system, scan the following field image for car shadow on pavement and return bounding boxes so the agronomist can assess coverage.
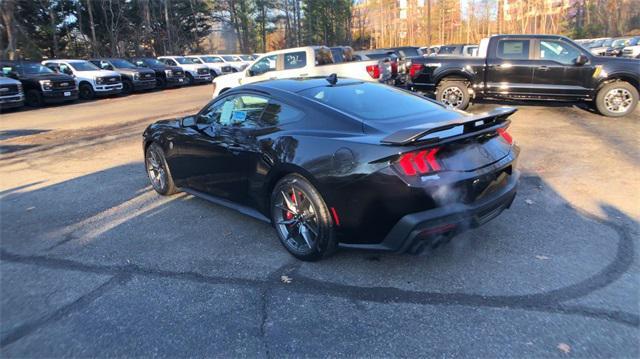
[0,163,638,354]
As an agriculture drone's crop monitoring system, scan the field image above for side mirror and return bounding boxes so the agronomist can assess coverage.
[575,54,588,66]
[182,116,196,127]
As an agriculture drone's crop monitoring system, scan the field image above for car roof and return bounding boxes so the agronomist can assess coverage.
[240,77,363,94]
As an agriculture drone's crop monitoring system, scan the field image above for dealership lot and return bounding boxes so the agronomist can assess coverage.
[1,86,638,356]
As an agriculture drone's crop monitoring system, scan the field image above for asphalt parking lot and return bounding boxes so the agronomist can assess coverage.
[1,85,639,357]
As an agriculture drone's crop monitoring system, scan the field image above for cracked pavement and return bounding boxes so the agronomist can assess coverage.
[1,85,639,357]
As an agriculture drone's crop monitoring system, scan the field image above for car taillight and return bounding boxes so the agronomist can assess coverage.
[366,64,380,79]
[409,63,423,78]
[497,128,513,145]
[397,148,441,176]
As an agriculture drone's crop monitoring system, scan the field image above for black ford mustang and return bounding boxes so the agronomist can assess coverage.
[143,77,520,261]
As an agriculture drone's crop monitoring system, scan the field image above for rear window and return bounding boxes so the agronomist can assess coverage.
[284,51,306,69]
[299,82,442,122]
[398,48,420,57]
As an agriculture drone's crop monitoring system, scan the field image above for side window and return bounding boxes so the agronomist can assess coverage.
[497,40,530,60]
[249,55,277,76]
[89,60,101,67]
[59,63,73,75]
[260,101,303,127]
[198,95,270,128]
[539,40,582,65]
[284,51,307,69]
[100,61,113,70]
[44,63,59,72]
[315,47,334,65]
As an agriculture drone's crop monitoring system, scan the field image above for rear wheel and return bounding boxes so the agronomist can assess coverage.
[145,143,177,195]
[436,80,471,110]
[25,90,43,107]
[270,174,337,261]
[595,81,638,117]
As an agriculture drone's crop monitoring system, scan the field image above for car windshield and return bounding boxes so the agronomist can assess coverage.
[189,58,203,64]
[13,63,55,75]
[174,57,193,64]
[69,61,99,71]
[300,82,443,122]
[142,58,164,66]
[627,37,640,46]
[240,55,253,61]
[589,39,605,47]
[201,56,223,63]
[612,38,629,47]
[111,59,137,68]
[222,56,236,62]
[601,39,614,47]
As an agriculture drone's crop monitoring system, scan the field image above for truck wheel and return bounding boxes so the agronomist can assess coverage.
[156,77,167,89]
[122,80,133,95]
[436,80,471,110]
[595,81,638,117]
[185,73,194,86]
[79,83,95,100]
[25,90,44,107]
[209,70,218,79]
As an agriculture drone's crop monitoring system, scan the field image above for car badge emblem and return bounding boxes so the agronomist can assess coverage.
[60,82,68,86]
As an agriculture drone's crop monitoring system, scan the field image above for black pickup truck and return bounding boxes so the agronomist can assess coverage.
[407,34,640,117]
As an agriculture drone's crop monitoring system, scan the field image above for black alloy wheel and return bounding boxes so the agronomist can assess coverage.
[185,73,194,86]
[79,83,95,100]
[122,80,133,95]
[145,143,177,195]
[25,90,44,107]
[271,174,337,261]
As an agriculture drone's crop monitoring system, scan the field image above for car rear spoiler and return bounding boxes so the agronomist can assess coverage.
[380,107,517,145]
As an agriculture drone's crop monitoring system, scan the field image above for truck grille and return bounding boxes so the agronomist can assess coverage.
[0,84,20,96]
[142,72,155,80]
[98,76,120,84]
[222,66,232,72]
[53,81,75,90]
[622,49,633,55]
[197,67,209,75]
[174,70,184,77]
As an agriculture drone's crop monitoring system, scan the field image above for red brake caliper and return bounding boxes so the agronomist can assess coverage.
[285,192,296,220]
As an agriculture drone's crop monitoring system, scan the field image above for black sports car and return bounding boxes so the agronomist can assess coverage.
[143,77,520,261]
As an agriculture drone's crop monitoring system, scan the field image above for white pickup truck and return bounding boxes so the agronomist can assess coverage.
[42,59,123,99]
[212,46,393,97]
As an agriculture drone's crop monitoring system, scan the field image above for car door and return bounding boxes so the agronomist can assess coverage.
[529,38,595,98]
[169,96,239,198]
[485,38,535,96]
[240,54,279,85]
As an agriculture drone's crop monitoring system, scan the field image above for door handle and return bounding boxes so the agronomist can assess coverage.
[538,66,550,71]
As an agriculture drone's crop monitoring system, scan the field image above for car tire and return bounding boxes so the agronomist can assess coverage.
[270,174,338,261]
[185,73,194,86]
[157,77,167,89]
[25,90,44,107]
[122,80,133,95]
[436,80,471,110]
[209,70,218,79]
[79,83,95,100]
[595,81,639,117]
[145,143,178,196]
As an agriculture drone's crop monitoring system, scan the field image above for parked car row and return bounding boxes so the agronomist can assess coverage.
[0,53,257,111]
[576,36,640,58]
[209,35,639,118]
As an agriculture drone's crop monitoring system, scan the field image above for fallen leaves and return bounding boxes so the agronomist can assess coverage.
[280,275,292,284]
[557,342,571,354]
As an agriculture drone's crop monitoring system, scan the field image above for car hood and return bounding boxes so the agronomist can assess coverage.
[115,67,155,75]
[21,73,74,81]
[0,76,21,85]
[213,71,244,85]
[79,70,120,78]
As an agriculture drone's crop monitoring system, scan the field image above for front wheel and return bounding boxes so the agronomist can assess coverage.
[79,83,95,100]
[185,73,194,86]
[145,143,177,195]
[595,81,638,117]
[122,80,133,95]
[25,90,44,107]
[271,174,337,261]
[436,80,471,110]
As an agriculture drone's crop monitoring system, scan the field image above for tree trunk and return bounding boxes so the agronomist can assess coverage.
[47,0,59,58]
[86,0,98,56]
[1,0,17,60]
[164,0,172,54]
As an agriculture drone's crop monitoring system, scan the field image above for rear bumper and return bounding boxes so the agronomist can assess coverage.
[339,169,519,253]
